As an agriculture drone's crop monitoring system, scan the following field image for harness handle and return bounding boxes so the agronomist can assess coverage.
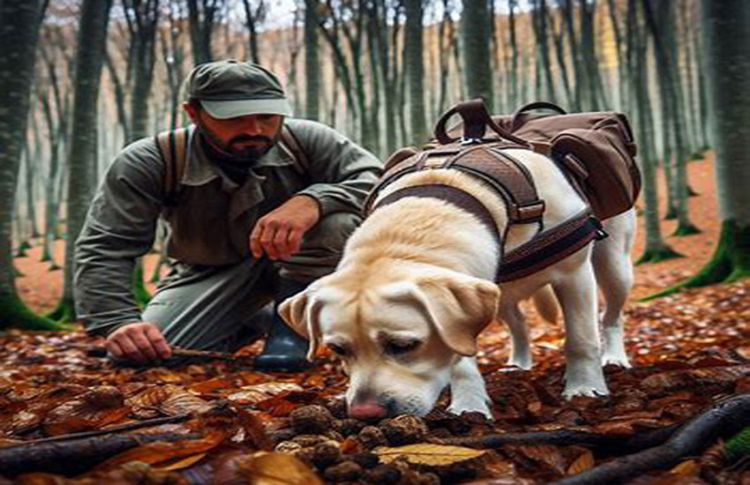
[434,98,530,147]
[510,101,567,131]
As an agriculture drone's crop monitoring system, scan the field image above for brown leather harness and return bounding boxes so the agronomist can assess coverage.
[365,100,607,283]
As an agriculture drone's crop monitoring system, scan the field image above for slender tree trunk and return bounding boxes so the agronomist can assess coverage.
[562,0,582,111]
[461,0,493,106]
[0,0,65,330]
[54,0,113,322]
[508,0,520,107]
[304,0,320,120]
[531,0,557,103]
[647,0,750,297]
[404,0,428,145]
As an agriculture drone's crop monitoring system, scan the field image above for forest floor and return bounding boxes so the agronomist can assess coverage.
[3,153,749,484]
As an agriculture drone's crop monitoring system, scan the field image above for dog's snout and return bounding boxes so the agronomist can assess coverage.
[348,400,388,420]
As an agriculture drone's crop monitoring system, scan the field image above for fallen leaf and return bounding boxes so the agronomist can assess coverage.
[375,443,487,466]
[567,449,595,475]
[237,451,323,485]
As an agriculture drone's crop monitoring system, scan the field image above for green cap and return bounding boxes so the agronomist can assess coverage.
[185,60,293,119]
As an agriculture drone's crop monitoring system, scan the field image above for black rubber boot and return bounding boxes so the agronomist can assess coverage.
[254,278,313,373]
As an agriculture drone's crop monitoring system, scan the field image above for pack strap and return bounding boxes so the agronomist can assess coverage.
[371,184,502,247]
[496,211,607,283]
[155,126,191,205]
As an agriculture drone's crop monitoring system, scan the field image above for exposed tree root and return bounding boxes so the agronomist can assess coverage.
[45,298,76,323]
[554,394,750,485]
[672,222,701,237]
[643,220,750,301]
[636,245,683,265]
[0,294,69,331]
[433,424,680,455]
[0,430,202,476]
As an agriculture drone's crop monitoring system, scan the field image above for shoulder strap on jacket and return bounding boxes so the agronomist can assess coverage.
[155,126,190,205]
[280,124,310,174]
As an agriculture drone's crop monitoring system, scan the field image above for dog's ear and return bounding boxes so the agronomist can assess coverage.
[392,271,500,356]
[278,287,324,361]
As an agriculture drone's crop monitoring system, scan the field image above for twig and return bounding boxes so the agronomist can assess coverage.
[433,424,680,455]
[1,413,191,449]
[554,394,750,485]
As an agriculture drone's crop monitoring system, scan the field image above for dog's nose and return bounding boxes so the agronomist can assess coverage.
[348,400,388,420]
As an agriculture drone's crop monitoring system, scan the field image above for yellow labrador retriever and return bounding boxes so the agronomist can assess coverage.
[279,148,635,420]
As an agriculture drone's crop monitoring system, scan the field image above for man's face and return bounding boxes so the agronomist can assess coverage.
[184,102,283,159]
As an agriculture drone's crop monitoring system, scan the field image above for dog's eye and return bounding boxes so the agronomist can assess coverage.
[328,343,350,357]
[384,339,421,356]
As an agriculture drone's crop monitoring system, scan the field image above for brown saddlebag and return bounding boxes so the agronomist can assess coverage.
[435,101,641,221]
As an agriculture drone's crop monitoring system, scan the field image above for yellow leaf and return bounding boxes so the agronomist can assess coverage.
[567,449,595,475]
[238,451,323,485]
[154,452,207,471]
[226,382,303,405]
[375,443,487,466]
[669,459,700,477]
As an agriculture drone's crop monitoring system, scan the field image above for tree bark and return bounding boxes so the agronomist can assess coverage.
[304,0,320,120]
[56,0,113,322]
[0,1,64,330]
[461,0,493,106]
[404,0,428,145]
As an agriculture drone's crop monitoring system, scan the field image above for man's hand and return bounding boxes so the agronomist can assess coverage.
[250,195,321,261]
[106,322,172,364]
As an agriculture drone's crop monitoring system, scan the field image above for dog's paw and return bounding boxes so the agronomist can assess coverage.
[562,384,610,400]
[507,353,532,370]
[601,351,632,368]
[447,398,493,420]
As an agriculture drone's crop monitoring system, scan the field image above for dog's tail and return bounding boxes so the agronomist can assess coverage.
[533,285,559,323]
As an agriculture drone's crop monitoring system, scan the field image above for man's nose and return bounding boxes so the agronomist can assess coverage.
[244,117,261,135]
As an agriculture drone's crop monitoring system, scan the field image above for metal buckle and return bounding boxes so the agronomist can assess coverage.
[460,136,483,146]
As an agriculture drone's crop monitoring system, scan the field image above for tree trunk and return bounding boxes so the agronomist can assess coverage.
[692,0,750,282]
[187,0,221,65]
[304,0,320,121]
[461,0,493,106]
[531,0,557,103]
[404,0,428,145]
[54,0,113,322]
[0,0,65,330]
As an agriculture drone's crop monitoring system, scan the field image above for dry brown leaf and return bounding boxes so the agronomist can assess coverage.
[153,452,207,471]
[126,384,214,417]
[237,451,323,485]
[375,443,487,466]
[669,459,701,477]
[516,444,568,475]
[98,430,225,468]
[226,382,303,405]
[567,449,595,475]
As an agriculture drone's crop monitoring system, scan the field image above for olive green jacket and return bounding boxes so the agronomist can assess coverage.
[74,119,382,335]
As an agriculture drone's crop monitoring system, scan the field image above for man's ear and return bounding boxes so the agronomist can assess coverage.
[384,271,500,356]
[183,101,199,124]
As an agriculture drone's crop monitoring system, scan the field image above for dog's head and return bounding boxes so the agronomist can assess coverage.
[278,267,499,419]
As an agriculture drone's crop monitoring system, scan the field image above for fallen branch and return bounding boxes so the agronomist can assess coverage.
[433,424,680,455]
[88,345,239,362]
[554,394,750,484]
[0,430,202,477]
[1,413,190,448]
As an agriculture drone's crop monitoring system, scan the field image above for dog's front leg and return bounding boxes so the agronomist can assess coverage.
[498,301,532,369]
[447,357,492,419]
[553,260,609,398]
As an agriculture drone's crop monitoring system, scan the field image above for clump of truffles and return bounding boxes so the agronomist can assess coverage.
[380,415,428,445]
[290,405,336,434]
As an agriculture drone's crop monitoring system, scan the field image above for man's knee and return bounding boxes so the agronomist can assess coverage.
[305,210,362,252]
[279,211,362,281]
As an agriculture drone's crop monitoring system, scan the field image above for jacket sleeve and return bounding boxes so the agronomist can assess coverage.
[74,138,164,337]
[290,120,383,215]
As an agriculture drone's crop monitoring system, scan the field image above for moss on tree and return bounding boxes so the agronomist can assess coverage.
[636,245,683,265]
[0,294,70,331]
[643,220,750,301]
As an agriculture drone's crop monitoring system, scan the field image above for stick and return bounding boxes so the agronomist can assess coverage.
[554,394,750,485]
[0,431,203,477]
[87,345,239,362]
[1,413,191,449]
[433,424,680,455]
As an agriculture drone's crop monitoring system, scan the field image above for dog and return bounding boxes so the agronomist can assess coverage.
[279,148,636,420]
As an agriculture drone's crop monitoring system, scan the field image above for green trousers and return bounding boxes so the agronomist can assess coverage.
[141,211,360,352]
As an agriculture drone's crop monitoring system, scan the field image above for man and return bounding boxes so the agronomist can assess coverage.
[74,60,382,372]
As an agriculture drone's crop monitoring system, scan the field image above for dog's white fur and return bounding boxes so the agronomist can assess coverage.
[279,149,636,418]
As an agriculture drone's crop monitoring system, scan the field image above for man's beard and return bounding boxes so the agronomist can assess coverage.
[198,124,277,161]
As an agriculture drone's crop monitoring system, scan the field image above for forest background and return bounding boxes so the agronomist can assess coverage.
[3,0,747,330]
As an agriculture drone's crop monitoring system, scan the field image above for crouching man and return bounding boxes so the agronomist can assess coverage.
[74,60,382,372]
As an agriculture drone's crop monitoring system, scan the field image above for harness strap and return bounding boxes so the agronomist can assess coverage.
[496,211,607,283]
[447,147,545,224]
[155,126,191,206]
[372,184,502,247]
